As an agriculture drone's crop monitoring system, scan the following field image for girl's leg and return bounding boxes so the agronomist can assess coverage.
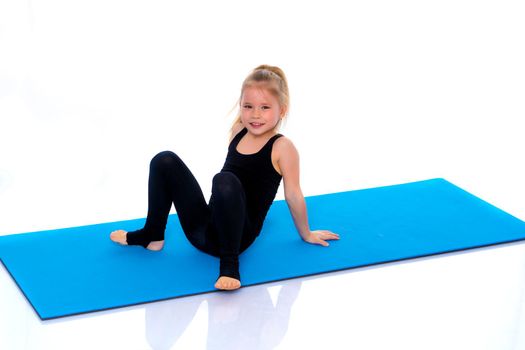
[126,151,210,248]
[116,152,254,289]
[209,172,251,282]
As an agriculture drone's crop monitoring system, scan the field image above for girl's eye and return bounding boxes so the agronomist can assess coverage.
[242,104,271,110]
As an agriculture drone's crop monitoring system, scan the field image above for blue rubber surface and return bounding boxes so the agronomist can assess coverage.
[1,178,524,320]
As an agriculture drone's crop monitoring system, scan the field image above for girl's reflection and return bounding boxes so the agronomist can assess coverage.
[145,280,302,349]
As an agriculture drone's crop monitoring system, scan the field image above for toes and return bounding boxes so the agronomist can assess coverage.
[110,230,127,245]
[215,277,241,290]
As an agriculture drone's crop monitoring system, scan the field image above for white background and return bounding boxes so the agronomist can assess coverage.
[1,0,524,349]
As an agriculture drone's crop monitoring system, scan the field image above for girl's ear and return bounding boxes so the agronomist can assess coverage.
[280,106,288,118]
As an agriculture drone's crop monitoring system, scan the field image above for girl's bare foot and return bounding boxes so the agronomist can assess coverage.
[109,230,164,251]
[215,276,241,291]
[110,229,128,245]
[145,240,164,251]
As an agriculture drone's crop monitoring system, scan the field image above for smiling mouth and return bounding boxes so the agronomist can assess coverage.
[250,122,264,127]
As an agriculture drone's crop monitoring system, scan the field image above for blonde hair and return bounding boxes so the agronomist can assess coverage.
[230,65,290,136]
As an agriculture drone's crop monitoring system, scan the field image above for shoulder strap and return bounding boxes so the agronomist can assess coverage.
[229,128,247,150]
[261,133,284,154]
[268,133,284,145]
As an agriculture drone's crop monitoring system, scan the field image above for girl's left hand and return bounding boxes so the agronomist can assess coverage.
[303,230,340,246]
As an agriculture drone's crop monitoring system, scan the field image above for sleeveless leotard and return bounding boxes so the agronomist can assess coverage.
[220,128,283,235]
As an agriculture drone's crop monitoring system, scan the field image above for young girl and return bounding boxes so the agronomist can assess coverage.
[110,65,339,291]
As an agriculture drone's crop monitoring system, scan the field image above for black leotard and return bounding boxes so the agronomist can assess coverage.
[221,128,283,235]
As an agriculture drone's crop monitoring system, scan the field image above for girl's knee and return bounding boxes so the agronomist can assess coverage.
[150,151,181,169]
[212,172,242,198]
[213,171,241,187]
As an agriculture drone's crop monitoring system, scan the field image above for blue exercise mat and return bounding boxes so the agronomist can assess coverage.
[1,178,525,320]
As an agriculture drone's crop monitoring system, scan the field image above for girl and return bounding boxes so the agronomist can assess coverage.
[110,65,339,291]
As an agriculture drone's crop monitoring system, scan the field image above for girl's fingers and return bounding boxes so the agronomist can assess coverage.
[308,231,339,246]
[317,236,330,246]
[311,235,326,246]
[321,230,339,236]
[321,232,339,240]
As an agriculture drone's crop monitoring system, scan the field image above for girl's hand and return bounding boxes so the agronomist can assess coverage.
[303,230,340,246]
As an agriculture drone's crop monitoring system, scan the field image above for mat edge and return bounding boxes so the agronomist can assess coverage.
[0,257,44,320]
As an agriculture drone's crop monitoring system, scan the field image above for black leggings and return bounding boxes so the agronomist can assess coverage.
[127,151,256,280]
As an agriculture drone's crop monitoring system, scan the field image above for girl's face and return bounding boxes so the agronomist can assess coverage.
[240,85,285,137]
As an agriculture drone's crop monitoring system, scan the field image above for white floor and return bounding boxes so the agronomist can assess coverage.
[1,243,525,350]
[1,1,525,349]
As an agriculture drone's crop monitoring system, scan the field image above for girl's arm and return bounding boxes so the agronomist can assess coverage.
[275,138,340,246]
